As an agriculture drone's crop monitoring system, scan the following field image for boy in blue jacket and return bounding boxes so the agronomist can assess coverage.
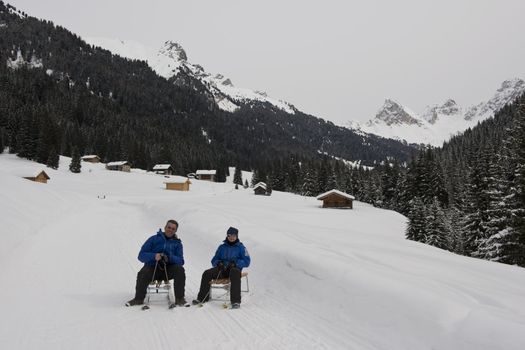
[126,220,186,306]
[192,226,251,309]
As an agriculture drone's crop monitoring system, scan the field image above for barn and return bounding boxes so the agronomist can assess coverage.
[164,176,192,191]
[24,170,50,184]
[106,161,131,172]
[81,155,101,163]
[153,164,174,175]
[316,189,354,209]
[196,170,216,182]
[253,182,269,196]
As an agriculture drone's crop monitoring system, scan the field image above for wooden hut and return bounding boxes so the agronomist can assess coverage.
[153,164,174,175]
[253,182,268,195]
[106,161,131,172]
[316,189,354,209]
[81,155,101,163]
[164,176,191,191]
[24,170,50,184]
[196,169,216,182]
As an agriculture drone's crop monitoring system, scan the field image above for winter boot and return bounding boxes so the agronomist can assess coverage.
[125,298,144,307]
[231,303,241,309]
[175,297,188,306]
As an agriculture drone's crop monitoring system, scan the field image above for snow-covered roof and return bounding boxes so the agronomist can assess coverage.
[253,182,267,190]
[316,189,355,201]
[153,164,172,170]
[163,176,190,184]
[81,155,100,160]
[107,161,129,166]
[196,170,216,175]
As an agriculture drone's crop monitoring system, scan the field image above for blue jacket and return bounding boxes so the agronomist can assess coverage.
[211,240,251,270]
[138,230,184,266]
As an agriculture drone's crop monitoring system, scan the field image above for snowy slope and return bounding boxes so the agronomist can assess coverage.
[353,79,525,146]
[1,153,525,350]
[85,37,296,114]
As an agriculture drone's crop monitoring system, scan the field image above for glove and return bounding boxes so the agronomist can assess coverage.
[217,261,224,271]
[228,261,236,269]
[160,253,169,264]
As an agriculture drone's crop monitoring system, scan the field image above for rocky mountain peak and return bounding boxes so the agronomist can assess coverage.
[370,99,422,126]
[421,99,461,124]
[465,78,525,121]
[159,41,187,62]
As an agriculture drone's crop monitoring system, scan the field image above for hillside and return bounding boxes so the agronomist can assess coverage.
[1,153,524,349]
[0,1,416,173]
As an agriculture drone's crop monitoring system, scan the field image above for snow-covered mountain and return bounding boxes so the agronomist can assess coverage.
[352,78,525,146]
[85,37,296,114]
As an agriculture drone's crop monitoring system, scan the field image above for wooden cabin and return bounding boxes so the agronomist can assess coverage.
[106,161,131,172]
[153,164,174,175]
[253,182,269,196]
[24,170,50,184]
[81,155,101,163]
[164,176,191,191]
[316,189,354,209]
[196,169,216,182]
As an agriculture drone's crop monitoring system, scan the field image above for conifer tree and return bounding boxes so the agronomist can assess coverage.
[301,165,318,197]
[233,166,243,185]
[251,169,261,187]
[424,198,449,250]
[46,147,59,169]
[0,128,4,153]
[69,146,81,173]
[498,102,525,265]
[406,197,426,242]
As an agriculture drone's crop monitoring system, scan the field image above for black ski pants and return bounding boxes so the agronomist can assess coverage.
[197,266,242,304]
[134,264,185,301]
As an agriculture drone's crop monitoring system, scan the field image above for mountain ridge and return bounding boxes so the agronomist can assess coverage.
[352,78,525,146]
[85,37,297,115]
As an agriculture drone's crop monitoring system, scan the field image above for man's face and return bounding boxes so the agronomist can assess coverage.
[165,223,178,237]
[227,233,237,242]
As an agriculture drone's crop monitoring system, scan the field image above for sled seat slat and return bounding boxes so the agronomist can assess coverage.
[210,271,248,285]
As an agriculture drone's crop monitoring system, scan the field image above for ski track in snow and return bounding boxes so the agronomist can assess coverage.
[1,154,525,349]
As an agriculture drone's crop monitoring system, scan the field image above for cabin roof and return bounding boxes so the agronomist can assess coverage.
[316,189,355,201]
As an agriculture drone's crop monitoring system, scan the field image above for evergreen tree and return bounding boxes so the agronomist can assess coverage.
[233,166,243,185]
[472,144,508,260]
[69,146,81,173]
[406,197,426,242]
[46,147,59,169]
[285,159,301,193]
[424,198,449,250]
[251,169,261,187]
[326,167,338,191]
[0,128,4,153]
[301,164,318,197]
[498,102,525,265]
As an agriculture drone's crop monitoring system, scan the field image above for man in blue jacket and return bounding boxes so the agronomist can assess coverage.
[126,219,186,306]
[192,226,251,309]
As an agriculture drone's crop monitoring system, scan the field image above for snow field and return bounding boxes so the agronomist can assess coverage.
[1,153,525,349]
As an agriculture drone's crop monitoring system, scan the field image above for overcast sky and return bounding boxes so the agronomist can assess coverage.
[9,0,525,124]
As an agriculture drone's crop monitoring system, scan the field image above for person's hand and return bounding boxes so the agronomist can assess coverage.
[228,261,236,269]
[217,261,224,271]
[161,253,169,263]
[155,253,162,261]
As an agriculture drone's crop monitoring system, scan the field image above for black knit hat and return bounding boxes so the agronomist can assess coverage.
[227,227,238,236]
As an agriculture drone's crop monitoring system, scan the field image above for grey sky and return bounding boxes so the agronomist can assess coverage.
[9,0,525,124]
